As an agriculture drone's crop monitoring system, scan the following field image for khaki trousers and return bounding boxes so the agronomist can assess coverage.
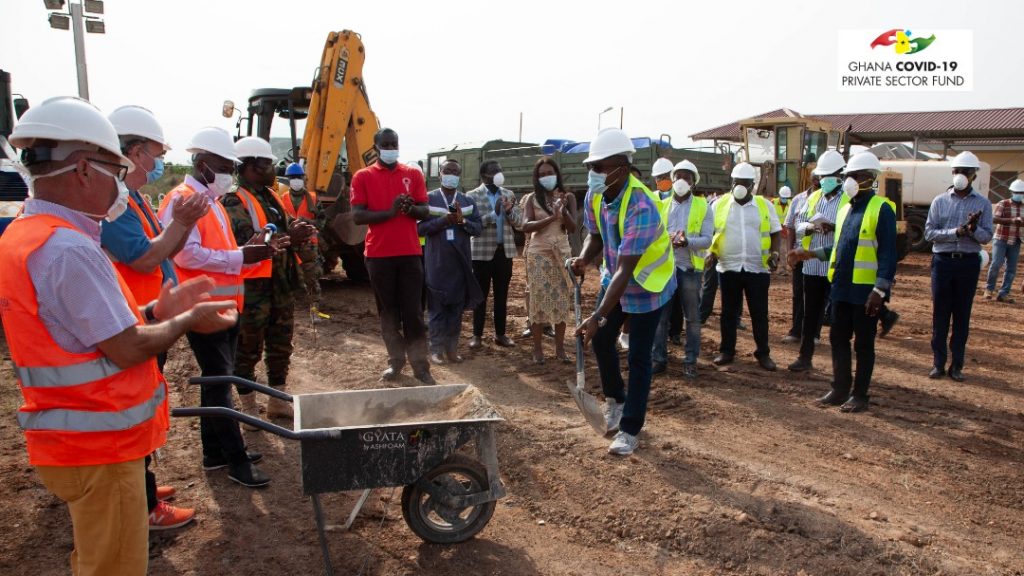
[36,458,148,576]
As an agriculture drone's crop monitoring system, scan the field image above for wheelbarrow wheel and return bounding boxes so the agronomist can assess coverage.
[401,454,496,544]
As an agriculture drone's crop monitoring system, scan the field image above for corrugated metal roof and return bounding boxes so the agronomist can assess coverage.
[690,107,1024,143]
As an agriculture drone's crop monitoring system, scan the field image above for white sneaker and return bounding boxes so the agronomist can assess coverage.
[618,333,630,350]
[604,398,623,433]
[608,431,639,455]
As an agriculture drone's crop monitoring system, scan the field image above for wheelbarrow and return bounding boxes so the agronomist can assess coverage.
[171,376,506,576]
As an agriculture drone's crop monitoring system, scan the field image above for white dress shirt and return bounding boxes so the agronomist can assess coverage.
[716,196,782,274]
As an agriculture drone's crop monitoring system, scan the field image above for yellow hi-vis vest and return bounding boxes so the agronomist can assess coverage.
[827,194,886,285]
[591,175,675,293]
[802,188,850,249]
[679,195,709,272]
[710,195,772,268]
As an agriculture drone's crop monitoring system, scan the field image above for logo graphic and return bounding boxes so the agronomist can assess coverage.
[871,29,936,55]
[408,429,431,447]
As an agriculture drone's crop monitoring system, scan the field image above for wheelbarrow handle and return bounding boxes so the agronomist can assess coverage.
[170,407,341,441]
[188,376,293,402]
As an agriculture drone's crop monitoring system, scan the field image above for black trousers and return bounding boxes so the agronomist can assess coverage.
[830,300,879,400]
[789,261,805,337]
[668,284,683,339]
[799,274,832,360]
[366,255,429,372]
[930,253,981,369]
[719,271,771,358]
[472,246,514,338]
[186,323,249,465]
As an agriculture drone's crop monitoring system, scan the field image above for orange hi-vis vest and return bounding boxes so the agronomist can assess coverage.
[233,187,275,279]
[278,189,319,246]
[114,193,165,305]
[159,183,245,312]
[0,214,168,467]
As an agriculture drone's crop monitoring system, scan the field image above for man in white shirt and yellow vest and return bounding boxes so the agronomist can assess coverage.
[710,162,782,371]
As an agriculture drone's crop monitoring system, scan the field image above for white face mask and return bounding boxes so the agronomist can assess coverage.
[732,184,749,201]
[289,178,304,192]
[378,149,400,164]
[952,173,969,191]
[538,175,557,191]
[491,172,505,187]
[672,179,692,198]
[87,162,130,222]
[842,177,860,198]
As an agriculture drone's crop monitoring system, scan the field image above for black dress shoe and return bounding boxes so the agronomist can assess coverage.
[468,336,482,349]
[652,362,667,375]
[494,335,515,347]
[948,366,965,382]
[839,397,869,413]
[757,356,778,372]
[712,354,734,366]
[381,366,401,381]
[228,461,271,488]
[928,366,945,379]
[414,370,437,386]
[816,390,848,406]
[788,357,813,372]
[682,364,698,380]
[543,325,556,338]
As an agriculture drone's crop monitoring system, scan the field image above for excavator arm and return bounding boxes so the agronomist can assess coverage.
[302,30,380,200]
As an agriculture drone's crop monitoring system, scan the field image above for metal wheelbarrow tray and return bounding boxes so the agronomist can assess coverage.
[172,376,506,576]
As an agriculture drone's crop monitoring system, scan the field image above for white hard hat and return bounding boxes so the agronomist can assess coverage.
[812,150,846,176]
[651,157,674,178]
[844,152,882,173]
[583,128,635,164]
[731,162,757,180]
[234,136,277,162]
[1010,179,1024,193]
[186,127,240,163]
[951,150,981,169]
[672,159,701,185]
[108,105,171,151]
[9,96,132,169]
[778,185,792,199]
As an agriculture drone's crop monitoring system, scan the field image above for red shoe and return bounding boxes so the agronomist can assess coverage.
[155,485,176,501]
[148,501,195,531]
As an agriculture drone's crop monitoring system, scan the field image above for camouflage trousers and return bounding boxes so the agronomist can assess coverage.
[234,278,294,392]
[297,243,322,304]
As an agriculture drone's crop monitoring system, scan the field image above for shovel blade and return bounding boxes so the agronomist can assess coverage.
[566,379,608,435]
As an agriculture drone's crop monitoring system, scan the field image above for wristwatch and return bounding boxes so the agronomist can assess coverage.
[871,287,886,298]
[594,314,607,328]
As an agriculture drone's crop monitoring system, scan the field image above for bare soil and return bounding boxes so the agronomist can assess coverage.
[0,252,1021,576]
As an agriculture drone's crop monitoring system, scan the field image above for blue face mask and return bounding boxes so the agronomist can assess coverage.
[1013,193,1024,203]
[820,176,841,194]
[588,170,609,195]
[146,157,164,184]
[441,174,460,189]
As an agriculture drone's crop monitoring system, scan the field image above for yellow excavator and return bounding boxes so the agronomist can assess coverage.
[223,30,380,281]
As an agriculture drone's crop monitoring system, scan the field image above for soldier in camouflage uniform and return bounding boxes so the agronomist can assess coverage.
[222,137,315,421]
[278,163,329,319]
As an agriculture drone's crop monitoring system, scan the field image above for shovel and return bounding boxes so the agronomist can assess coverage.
[565,259,609,435]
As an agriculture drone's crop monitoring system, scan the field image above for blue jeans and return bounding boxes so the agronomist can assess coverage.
[654,268,703,365]
[985,239,1020,298]
[931,253,981,369]
[592,301,664,436]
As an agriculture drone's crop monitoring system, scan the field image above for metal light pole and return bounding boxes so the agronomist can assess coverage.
[69,2,89,99]
[44,1,106,100]
[597,106,613,130]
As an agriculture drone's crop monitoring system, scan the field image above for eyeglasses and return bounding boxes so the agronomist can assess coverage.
[88,158,129,181]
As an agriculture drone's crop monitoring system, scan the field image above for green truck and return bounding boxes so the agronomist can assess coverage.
[423,136,733,251]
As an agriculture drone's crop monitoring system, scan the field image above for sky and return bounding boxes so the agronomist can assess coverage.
[3,0,1022,165]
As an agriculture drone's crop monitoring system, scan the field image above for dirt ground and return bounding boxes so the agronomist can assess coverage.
[1,251,1022,576]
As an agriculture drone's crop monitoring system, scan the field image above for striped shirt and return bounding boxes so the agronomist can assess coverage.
[796,191,845,277]
[784,190,809,230]
[584,183,675,314]
[925,187,994,253]
[23,199,138,354]
[993,199,1023,245]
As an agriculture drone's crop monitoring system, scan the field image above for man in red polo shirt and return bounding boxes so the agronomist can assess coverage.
[352,128,435,384]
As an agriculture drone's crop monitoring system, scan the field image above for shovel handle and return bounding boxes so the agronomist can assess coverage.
[565,259,586,382]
